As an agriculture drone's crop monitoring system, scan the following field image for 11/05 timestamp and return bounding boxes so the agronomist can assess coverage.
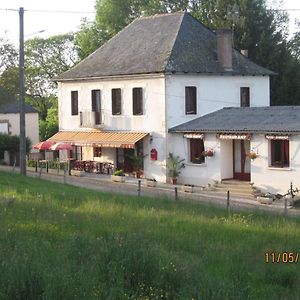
[265,252,299,263]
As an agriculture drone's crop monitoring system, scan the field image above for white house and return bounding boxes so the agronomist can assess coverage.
[51,12,294,193]
[0,86,39,164]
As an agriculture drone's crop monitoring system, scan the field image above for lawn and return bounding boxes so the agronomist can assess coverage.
[0,170,299,300]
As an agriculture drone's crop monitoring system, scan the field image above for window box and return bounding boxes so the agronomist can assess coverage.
[145,178,157,187]
[257,195,273,205]
[182,184,194,193]
[111,174,125,183]
[70,170,84,177]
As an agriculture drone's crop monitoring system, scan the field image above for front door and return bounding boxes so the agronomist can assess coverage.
[233,140,250,181]
[116,148,134,173]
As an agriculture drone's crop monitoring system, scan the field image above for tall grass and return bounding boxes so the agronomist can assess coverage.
[0,171,299,299]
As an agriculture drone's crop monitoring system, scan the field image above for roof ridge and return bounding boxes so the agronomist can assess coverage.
[137,11,185,20]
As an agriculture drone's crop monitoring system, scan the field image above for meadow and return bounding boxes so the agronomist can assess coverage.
[0,171,299,299]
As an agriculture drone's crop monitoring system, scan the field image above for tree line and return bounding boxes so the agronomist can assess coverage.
[0,0,299,140]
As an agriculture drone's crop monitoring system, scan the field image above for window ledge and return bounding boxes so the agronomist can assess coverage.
[185,163,207,167]
[267,167,292,171]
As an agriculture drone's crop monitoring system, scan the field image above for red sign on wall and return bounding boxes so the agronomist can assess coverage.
[150,148,157,160]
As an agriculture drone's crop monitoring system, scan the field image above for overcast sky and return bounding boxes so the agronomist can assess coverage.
[0,0,299,45]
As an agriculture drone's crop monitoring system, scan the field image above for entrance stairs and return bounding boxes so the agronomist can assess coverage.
[213,180,260,200]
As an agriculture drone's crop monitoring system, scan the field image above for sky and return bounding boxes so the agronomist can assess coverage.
[0,0,299,45]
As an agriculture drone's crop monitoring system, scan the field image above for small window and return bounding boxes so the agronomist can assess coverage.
[190,139,205,164]
[71,91,78,115]
[112,88,121,115]
[93,147,102,157]
[133,87,143,115]
[185,86,197,115]
[270,140,289,168]
[92,90,101,112]
[240,87,250,107]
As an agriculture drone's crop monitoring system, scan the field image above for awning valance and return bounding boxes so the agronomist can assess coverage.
[217,133,251,140]
[48,131,148,149]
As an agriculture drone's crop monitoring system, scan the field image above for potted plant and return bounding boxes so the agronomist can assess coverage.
[111,169,126,183]
[201,149,214,157]
[248,151,259,160]
[182,184,194,193]
[167,153,185,184]
[145,178,157,187]
[127,154,147,178]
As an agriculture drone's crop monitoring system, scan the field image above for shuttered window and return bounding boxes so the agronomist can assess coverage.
[71,91,78,115]
[185,86,197,114]
[133,87,143,115]
[112,88,122,115]
[240,87,250,107]
[190,138,205,164]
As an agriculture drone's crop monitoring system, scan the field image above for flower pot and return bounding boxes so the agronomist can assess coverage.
[171,178,177,185]
[145,180,157,187]
[70,170,84,177]
[182,185,194,193]
[111,175,125,183]
[257,196,273,205]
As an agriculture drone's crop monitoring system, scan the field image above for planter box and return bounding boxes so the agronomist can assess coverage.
[145,180,157,187]
[70,170,85,177]
[111,175,125,183]
[182,185,194,193]
[257,196,273,205]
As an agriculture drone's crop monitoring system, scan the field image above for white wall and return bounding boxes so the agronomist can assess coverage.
[165,74,270,128]
[0,112,39,150]
[58,75,168,181]
[251,134,300,194]
[169,133,221,186]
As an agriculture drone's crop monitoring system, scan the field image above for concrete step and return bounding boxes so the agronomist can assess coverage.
[214,180,259,200]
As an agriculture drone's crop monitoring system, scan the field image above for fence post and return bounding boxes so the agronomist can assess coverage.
[46,161,49,173]
[227,190,230,212]
[175,187,178,201]
[63,167,67,184]
[284,196,288,216]
[35,161,38,173]
[138,180,141,197]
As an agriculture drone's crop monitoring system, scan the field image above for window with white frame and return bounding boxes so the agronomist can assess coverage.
[270,139,289,168]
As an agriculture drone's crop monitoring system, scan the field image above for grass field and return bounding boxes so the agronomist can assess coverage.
[0,171,299,300]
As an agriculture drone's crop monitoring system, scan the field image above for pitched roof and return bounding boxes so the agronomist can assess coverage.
[56,12,273,81]
[169,106,300,134]
[0,86,37,114]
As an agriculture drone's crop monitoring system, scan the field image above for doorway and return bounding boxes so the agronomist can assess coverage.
[233,140,250,181]
[116,148,134,173]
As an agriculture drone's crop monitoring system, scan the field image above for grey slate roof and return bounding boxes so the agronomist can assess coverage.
[56,12,273,81]
[0,86,37,114]
[169,106,300,134]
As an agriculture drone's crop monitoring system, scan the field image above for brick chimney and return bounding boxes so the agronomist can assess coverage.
[216,29,233,71]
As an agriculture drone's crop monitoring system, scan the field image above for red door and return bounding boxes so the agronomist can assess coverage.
[233,140,251,181]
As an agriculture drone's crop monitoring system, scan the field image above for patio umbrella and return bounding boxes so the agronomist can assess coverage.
[33,140,55,150]
[50,142,73,151]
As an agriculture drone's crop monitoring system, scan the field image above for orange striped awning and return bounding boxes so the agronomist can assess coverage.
[48,131,148,149]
